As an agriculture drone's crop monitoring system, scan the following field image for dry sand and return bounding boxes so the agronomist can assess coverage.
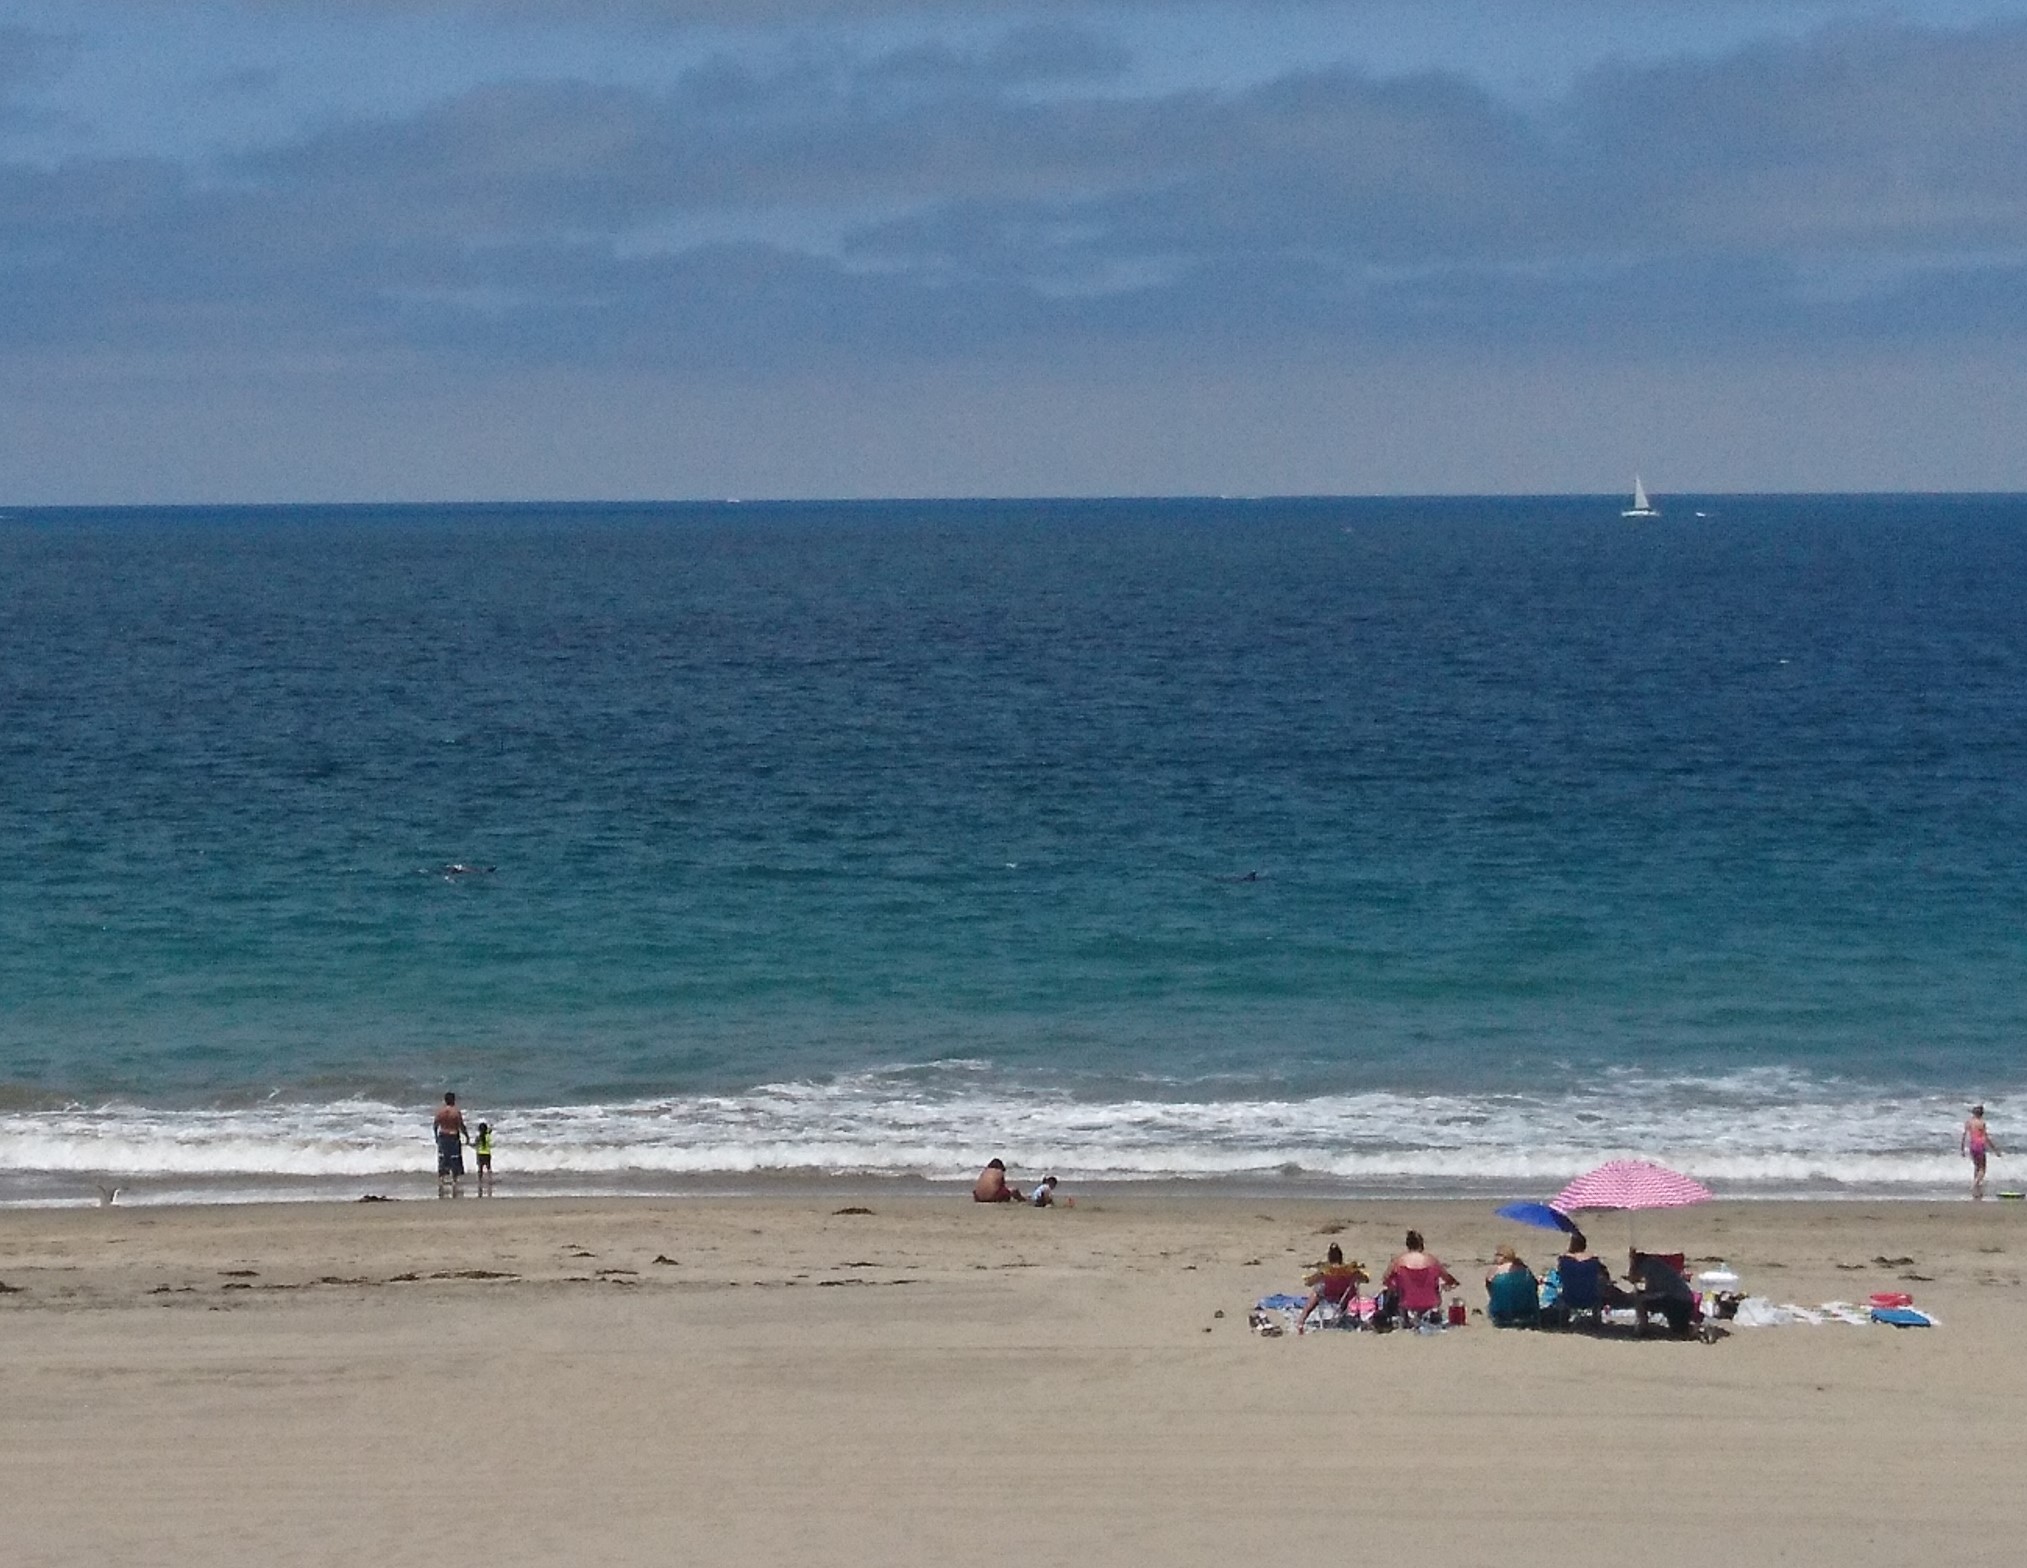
[3,1193,2022,1566]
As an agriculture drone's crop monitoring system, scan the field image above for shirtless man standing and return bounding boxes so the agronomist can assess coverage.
[434,1092,469,1197]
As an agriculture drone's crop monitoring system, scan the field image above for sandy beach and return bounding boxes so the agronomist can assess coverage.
[3,1192,2021,1567]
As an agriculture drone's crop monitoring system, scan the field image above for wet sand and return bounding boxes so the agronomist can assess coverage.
[3,1193,2022,1566]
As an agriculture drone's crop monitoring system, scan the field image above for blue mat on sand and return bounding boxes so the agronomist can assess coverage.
[1871,1307,1933,1327]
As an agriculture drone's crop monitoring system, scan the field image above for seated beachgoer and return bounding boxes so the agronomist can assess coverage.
[1549,1230,1611,1325]
[1031,1175,1062,1207]
[1381,1230,1460,1327]
[972,1158,1024,1203]
[1627,1250,1697,1335]
[1295,1243,1369,1332]
[1484,1244,1540,1327]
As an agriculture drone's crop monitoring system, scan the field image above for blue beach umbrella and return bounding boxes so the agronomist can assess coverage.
[1494,1201,1578,1233]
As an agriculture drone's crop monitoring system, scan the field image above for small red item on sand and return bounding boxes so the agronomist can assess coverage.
[1869,1291,1914,1309]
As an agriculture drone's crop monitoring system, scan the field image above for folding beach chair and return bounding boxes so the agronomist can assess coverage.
[1385,1263,1447,1330]
[1550,1256,1607,1330]
[1308,1266,1370,1330]
[1486,1268,1540,1328]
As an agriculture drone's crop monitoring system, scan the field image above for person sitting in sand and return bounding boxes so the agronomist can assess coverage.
[1295,1243,1369,1332]
[1030,1174,1064,1207]
[1381,1231,1459,1327]
[972,1159,1024,1203]
[1484,1244,1540,1328]
[1962,1105,1998,1200]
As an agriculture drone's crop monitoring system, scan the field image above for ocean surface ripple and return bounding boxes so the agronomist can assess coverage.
[2,496,2022,1201]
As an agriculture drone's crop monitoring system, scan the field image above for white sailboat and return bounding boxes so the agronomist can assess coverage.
[1621,475,1659,518]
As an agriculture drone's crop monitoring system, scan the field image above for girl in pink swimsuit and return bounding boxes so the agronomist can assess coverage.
[1962,1106,1998,1200]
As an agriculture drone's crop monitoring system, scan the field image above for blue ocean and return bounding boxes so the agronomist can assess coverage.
[3,496,2022,1203]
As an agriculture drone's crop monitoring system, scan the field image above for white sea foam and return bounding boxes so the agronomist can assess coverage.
[0,1065,2000,1202]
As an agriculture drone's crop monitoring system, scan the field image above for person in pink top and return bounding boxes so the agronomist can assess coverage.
[1294,1243,1369,1333]
[1962,1105,1999,1200]
[1382,1230,1459,1327]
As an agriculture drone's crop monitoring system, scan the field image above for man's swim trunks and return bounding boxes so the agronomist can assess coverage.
[437,1133,465,1176]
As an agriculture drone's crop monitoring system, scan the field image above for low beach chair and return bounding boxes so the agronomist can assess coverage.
[1385,1263,1447,1329]
[1628,1252,1699,1337]
[1550,1256,1607,1330]
[1307,1266,1368,1330]
[1486,1268,1540,1328]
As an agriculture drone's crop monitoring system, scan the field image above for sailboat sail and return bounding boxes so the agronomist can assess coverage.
[1622,475,1658,517]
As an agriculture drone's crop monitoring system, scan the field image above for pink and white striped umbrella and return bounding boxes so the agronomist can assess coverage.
[1551,1160,1713,1214]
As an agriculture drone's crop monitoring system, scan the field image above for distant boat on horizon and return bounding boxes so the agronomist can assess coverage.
[1621,475,1660,518]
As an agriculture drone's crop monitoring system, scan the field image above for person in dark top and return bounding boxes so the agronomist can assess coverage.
[1554,1229,1612,1314]
[1627,1251,1697,1335]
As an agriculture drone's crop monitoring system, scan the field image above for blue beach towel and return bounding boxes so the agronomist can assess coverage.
[1256,1293,1308,1312]
[1870,1307,1933,1327]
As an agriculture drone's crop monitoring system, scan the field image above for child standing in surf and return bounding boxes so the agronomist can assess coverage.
[1962,1105,1998,1200]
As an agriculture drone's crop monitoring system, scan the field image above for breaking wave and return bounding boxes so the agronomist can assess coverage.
[0,1063,1996,1202]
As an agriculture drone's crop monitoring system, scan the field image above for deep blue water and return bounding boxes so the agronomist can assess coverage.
[2,496,2023,1197]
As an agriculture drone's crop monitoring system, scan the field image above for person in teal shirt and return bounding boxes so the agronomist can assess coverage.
[1484,1244,1540,1327]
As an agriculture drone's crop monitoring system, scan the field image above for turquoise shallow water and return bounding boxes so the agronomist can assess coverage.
[2,496,2023,1200]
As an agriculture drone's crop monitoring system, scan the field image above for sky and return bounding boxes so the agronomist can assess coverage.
[3,1,2026,502]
